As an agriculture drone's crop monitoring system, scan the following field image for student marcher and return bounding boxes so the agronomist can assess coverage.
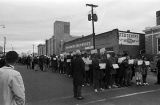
[0,51,25,105]
[71,50,85,100]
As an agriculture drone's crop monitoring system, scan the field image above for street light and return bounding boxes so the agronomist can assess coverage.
[0,25,6,56]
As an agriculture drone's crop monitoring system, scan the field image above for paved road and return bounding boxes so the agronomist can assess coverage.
[15,64,160,105]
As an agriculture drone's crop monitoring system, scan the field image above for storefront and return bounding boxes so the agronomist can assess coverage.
[63,29,145,58]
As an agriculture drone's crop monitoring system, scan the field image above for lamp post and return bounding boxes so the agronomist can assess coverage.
[0,25,6,56]
[33,44,35,57]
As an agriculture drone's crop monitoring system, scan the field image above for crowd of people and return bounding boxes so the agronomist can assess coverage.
[16,50,158,99]
[1,50,160,100]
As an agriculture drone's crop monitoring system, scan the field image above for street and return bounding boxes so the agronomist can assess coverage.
[15,64,160,105]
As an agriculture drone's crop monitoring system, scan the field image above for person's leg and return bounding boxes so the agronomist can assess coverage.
[73,81,78,98]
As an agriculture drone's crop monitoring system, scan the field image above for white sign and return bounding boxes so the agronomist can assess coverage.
[119,32,139,45]
[91,49,97,54]
[100,48,106,53]
[138,60,143,65]
[67,59,71,62]
[118,57,126,63]
[128,59,134,64]
[99,63,106,69]
[112,64,119,69]
[145,61,150,65]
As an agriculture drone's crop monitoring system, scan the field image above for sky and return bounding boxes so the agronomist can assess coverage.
[0,0,159,54]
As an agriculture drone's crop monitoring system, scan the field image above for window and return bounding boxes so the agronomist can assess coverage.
[64,24,70,34]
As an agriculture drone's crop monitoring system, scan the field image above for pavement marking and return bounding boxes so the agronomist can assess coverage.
[26,87,127,105]
[48,87,127,101]
[77,88,160,105]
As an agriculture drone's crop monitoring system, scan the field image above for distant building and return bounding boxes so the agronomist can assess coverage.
[37,44,46,56]
[38,21,79,56]
[53,21,78,55]
[144,10,160,55]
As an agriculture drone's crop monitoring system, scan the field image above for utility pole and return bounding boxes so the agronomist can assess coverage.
[4,37,6,56]
[86,4,98,49]
[33,44,35,57]
[0,25,5,56]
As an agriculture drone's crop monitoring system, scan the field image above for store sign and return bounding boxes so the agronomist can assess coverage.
[119,32,139,45]
[66,42,91,50]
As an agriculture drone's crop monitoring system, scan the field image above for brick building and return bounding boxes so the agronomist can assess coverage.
[64,29,145,58]
[144,10,160,55]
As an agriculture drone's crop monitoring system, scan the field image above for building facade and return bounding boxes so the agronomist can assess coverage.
[64,29,145,58]
[37,44,46,56]
[144,26,160,55]
[37,21,79,56]
[144,10,160,55]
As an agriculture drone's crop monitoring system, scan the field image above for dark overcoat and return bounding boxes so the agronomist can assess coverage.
[72,55,85,85]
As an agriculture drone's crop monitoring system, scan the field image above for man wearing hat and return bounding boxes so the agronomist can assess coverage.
[0,51,25,105]
[71,50,85,100]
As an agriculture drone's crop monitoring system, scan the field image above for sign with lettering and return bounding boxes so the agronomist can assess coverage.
[119,32,139,45]
[65,42,91,50]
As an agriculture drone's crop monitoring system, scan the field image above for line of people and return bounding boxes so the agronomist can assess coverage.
[18,50,154,99]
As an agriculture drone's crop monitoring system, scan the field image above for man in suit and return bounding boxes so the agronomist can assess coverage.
[0,51,25,105]
[72,50,85,100]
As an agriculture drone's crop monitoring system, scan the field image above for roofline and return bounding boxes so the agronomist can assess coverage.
[144,25,160,32]
[64,29,118,45]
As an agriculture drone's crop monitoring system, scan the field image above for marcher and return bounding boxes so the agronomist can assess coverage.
[92,53,101,92]
[135,58,143,86]
[142,58,149,85]
[82,53,91,86]
[0,51,25,105]
[71,50,85,100]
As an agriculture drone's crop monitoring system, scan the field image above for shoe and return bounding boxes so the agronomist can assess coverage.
[77,96,84,100]
[143,83,146,86]
[100,88,105,91]
[112,84,118,88]
[139,82,142,85]
[108,86,111,89]
[94,89,98,93]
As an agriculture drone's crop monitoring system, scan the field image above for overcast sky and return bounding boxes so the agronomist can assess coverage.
[0,0,159,54]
